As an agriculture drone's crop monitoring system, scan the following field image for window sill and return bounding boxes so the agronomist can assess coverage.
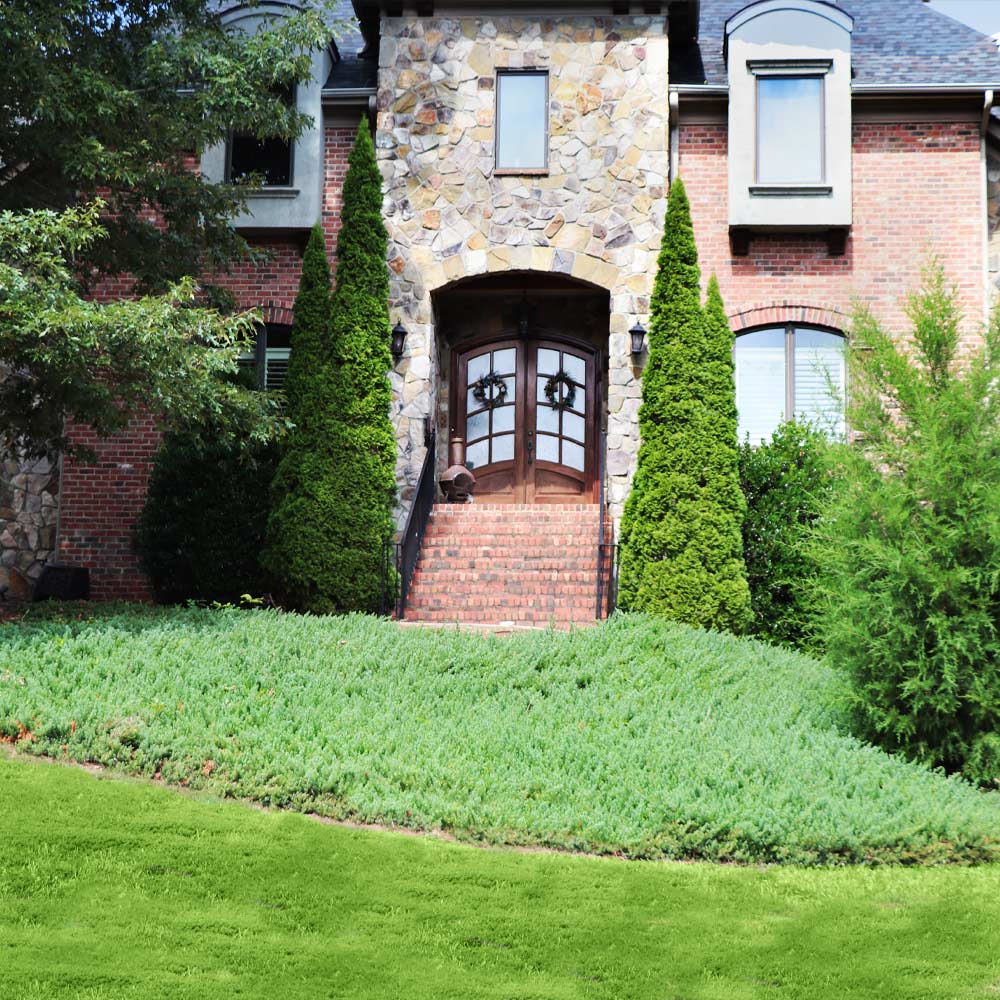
[232,186,301,199]
[493,168,549,177]
[748,184,833,197]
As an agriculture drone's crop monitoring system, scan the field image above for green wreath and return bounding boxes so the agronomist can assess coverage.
[472,371,508,409]
[544,371,577,411]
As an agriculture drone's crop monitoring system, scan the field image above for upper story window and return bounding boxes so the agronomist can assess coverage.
[495,71,548,173]
[735,325,845,444]
[757,75,824,184]
[724,0,854,251]
[227,85,294,187]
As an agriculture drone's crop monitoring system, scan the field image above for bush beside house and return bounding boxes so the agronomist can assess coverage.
[738,420,834,650]
[618,178,750,632]
[262,222,340,611]
[811,265,1000,786]
[136,422,279,605]
[312,122,396,614]
[264,125,395,614]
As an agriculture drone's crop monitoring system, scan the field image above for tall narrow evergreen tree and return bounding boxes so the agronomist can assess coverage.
[618,179,750,631]
[263,222,338,610]
[320,121,397,613]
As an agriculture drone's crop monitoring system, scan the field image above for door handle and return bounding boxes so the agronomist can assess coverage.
[526,433,534,465]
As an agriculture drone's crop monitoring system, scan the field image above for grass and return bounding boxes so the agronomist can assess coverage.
[4,753,1000,999]
[1,605,999,864]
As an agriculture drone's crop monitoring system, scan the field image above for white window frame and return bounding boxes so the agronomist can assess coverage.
[734,324,847,443]
[748,60,832,194]
[494,70,550,175]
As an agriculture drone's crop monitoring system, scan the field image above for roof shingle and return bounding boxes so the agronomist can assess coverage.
[675,0,1000,87]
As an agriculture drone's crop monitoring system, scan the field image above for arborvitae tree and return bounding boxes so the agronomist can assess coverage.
[618,179,751,631]
[318,122,397,613]
[263,222,338,610]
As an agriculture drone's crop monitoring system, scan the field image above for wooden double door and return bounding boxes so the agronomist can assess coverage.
[452,337,599,503]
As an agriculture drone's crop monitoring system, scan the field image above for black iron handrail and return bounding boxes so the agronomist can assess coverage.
[393,421,437,620]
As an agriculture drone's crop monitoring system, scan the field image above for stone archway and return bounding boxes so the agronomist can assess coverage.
[433,271,613,504]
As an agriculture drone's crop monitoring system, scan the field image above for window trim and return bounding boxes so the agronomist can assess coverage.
[224,84,297,188]
[734,323,847,443]
[240,322,292,391]
[494,69,550,176]
[749,60,831,192]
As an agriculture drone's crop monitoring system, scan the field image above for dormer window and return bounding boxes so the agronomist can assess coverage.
[725,1,853,254]
[757,75,824,185]
[200,2,326,230]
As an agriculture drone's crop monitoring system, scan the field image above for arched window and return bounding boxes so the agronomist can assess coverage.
[734,325,846,443]
[240,322,291,391]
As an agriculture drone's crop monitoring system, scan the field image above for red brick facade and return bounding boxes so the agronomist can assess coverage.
[55,113,991,601]
[681,117,986,337]
[56,122,355,599]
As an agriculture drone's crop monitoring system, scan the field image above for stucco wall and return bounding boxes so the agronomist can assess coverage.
[376,14,670,523]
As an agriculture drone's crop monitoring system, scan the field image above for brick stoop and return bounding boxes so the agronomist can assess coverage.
[403,503,606,626]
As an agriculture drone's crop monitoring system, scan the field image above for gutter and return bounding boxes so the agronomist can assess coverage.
[671,83,1000,96]
[669,84,728,96]
[852,83,1000,94]
[669,91,680,183]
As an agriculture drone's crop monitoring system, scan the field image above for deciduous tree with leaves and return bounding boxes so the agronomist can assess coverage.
[0,0,339,294]
[0,204,284,460]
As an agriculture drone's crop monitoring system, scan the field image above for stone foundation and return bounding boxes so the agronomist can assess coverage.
[0,455,58,594]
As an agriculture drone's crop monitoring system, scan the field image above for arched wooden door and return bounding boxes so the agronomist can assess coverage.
[452,337,599,503]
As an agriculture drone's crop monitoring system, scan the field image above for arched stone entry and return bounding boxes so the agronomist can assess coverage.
[433,272,611,504]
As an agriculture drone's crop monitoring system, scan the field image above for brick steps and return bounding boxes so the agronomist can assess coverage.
[403,503,607,626]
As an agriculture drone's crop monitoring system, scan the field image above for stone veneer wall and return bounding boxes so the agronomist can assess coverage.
[376,14,670,524]
[0,454,58,594]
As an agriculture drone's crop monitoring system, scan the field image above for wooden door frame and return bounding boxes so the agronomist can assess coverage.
[450,331,603,503]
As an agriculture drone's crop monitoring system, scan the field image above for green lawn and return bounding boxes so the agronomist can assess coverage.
[2,754,1000,1000]
[2,606,999,864]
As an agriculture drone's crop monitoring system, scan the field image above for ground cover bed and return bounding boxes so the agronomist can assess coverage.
[3,754,1000,1000]
[1,605,999,865]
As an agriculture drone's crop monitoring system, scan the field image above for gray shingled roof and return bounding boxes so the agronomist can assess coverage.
[324,0,377,90]
[674,0,1000,87]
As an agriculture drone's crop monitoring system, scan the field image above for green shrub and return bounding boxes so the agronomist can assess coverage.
[266,126,395,614]
[2,608,1000,864]
[317,122,397,612]
[618,179,750,631]
[738,420,834,649]
[810,263,1000,785]
[136,422,278,605]
[263,222,338,610]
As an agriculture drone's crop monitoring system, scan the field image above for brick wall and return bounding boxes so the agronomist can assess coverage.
[56,121,355,600]
[57,416,161,601]
[680,118,986,341]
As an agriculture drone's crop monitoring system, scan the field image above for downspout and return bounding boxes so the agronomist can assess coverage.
[982,90,995,324]
[669,91,680,183]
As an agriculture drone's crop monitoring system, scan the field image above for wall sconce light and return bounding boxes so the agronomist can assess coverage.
[629,321,647,358]
[391,321,407,362]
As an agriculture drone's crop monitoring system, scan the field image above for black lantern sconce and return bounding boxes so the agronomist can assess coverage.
[629,321,647,359]
[391,321,407,362]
